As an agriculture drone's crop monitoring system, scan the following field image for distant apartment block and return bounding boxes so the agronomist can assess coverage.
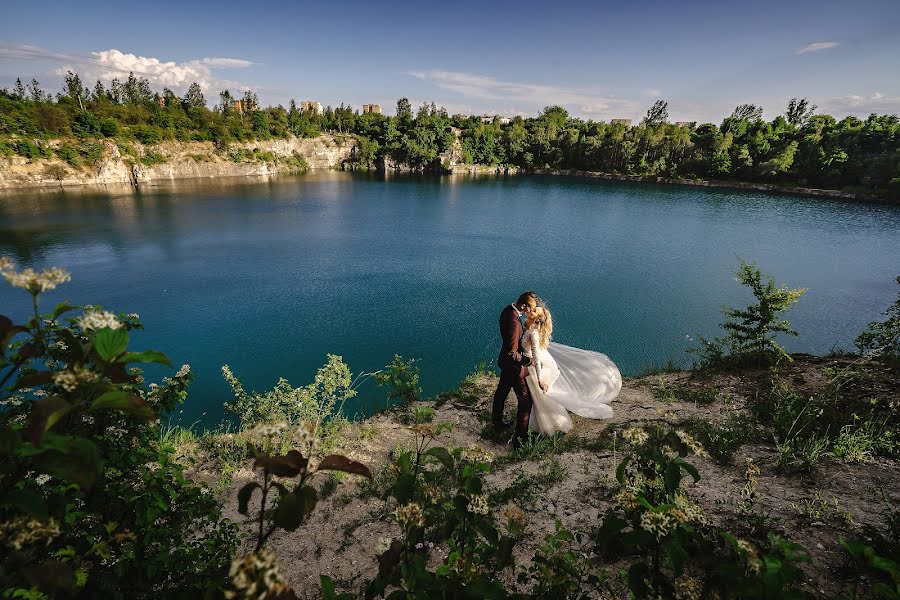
[362,104,381,114]
[232,99,251,113]
[675,121,697,128]
[610,118,632,126]
[300,101,324,115]
[479,115,512,125]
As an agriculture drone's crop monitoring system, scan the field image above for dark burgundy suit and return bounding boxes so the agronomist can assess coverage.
[492,304,532,443]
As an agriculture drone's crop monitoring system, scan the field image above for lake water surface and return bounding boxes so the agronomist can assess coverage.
[1,172,898,423]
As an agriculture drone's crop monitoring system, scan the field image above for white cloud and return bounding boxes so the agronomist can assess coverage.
[794,41,839,55]
[819,91,900,116]
[407,69,639,118]
[0,42,254,94]
[72,49,253,93]
[644,88,662,97]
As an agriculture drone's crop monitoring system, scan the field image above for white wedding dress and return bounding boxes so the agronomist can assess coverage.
[523,328,621,435]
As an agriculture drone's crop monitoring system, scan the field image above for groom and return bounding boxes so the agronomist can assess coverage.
[492,291,538,448]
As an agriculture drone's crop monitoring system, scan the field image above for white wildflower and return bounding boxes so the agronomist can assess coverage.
[466,494,489,515]
[394,502,426,528]
[622,427,649,446]
[639,509,676,540]
[78,310,122,331]
[0,516,60,550]
[1,262,71,294]
[224,550,289,600]
[176,364,191,377]
[461,445,494,464]
[676,430,709,457]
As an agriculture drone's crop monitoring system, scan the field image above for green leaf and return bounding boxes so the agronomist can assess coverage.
[237,482,261,516]
[664,460,682,492]
[117,350,172,367]
[675,457,701,483]
[90,391,154,419]
[274,491,306,532]
[52,302,79,319]
[424,446,454,469]
[94,327,129,361]
[315,454,373,480]
[615,456,630,485]
[0,425,21,457]
[22,560,76,594]
[2,488,49,520]
[31,436,103,490]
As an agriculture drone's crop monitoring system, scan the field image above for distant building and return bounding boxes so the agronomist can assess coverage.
[498,117,512,125]
[156,96,166,107]
[300,101,324,115]
[675,121,697,128]
[232,99,249,113]
[362,104,381,114]
[610,118,631,126]
[452,113,468,121]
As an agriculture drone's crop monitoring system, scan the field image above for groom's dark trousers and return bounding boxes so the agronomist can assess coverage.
[492,304,532,445]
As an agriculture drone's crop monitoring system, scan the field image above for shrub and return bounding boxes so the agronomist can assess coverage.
[693,259,806,369]
[14,139,51,160]
[0,256,239,599]
[856,275,900,367]
[140,149,167,166]
[374,354,422,407]
[99,117,120,137]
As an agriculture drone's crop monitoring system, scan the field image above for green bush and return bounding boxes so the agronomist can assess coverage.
[856,276,900,368]
[139,149,167,166]
[693,259,806,369]
[0,256,239,599]
[374,354,422,407]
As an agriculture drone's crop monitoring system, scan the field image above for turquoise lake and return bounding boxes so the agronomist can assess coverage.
[1,172,898,425]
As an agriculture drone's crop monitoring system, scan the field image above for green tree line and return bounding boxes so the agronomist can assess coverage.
[1,71,898,197]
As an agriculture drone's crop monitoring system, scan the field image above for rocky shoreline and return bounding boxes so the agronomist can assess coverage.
[0,134,358,190]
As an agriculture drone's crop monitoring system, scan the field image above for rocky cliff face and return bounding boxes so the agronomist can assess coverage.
[0,135,357,190]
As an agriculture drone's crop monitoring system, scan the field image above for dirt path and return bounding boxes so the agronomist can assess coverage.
[192,366,899,598]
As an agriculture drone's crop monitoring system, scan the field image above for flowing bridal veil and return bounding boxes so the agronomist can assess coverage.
[546,342,621,419]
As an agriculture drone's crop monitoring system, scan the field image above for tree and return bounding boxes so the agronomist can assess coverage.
[218,89,235,114]
[92,80,107,103]
[28,79,45,103]
[731,104,763,121]
[183,82,205,109]
[855,276,900,365]
[786,97,817,127]
[13,78,26,100]
[643,100,669,126]
[396,97,413,129]
[241,90,259,112]
[694,260,807,367]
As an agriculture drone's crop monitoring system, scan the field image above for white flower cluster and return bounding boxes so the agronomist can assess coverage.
[639,509,676,540]
[251,422,288,437]
[461,445,494,464]
[466,494,489,515]
[0,257,71,294]
[394,502,426,528]
[224,550,289,600]
[671,492,708,525]
[621,427,650,446]
[78,310,122,331]
[674,576,704,600]
[734,538,762,574]
[415,541,435,551]
[675,430,710,458]
[0,516,60,550]
[52,365,97,392]
[176,364,191,378]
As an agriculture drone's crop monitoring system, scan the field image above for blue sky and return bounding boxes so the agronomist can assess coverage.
[2,0,898,121]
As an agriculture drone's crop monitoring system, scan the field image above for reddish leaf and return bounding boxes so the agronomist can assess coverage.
[26,396,73,445]
[15,370,53,389]
[90,391,154,419]
[315,454,373,480]
[254,450,308,478]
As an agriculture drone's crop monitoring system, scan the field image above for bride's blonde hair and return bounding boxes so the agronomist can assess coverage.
[535,304,553,349]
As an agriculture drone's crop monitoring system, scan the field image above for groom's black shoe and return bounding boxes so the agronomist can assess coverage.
[493,419,513,430]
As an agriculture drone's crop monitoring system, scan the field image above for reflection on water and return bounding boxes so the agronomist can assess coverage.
[1,172,898,424]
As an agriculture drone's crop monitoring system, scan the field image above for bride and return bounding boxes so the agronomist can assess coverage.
[522,304,621,435]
